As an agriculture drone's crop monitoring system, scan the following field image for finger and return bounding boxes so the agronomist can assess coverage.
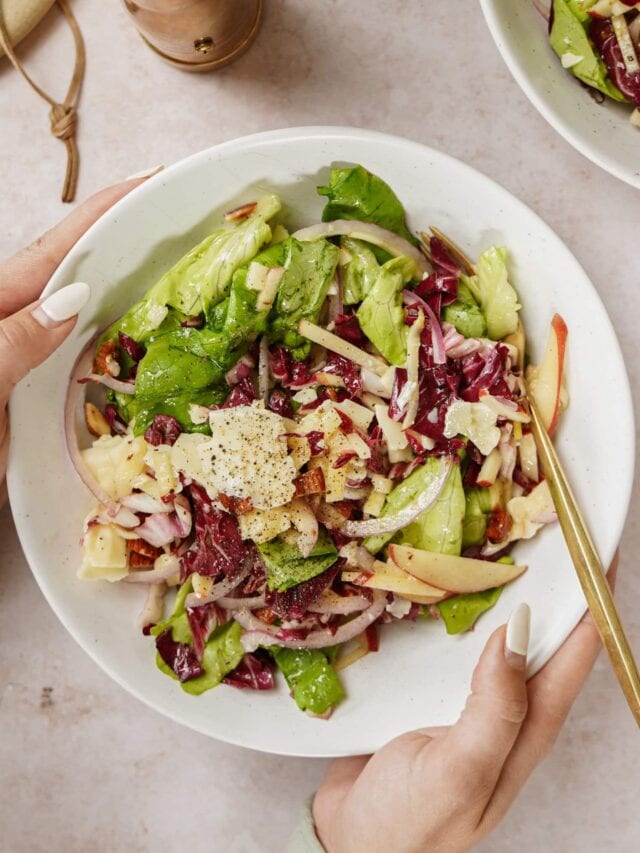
[443,604,531,805]
[0,174,157,318]
[0,282,89,406]
[479,556,619,830]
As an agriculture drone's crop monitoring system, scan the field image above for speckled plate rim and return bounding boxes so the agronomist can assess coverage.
[479,0,640,190]
[7,126,635,756]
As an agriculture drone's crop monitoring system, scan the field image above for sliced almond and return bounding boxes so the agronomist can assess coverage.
[84,402,111,437]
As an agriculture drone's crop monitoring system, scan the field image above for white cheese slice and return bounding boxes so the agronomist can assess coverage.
[443,400,501,456]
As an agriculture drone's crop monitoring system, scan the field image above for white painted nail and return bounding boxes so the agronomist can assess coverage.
[125,164,164,181]
[506,603,531,658]
[32,282,91,329]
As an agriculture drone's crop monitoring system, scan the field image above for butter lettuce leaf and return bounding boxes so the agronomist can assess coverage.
[259,530,338,593]
[272,647,345,715]
[442,280,487,339]
[550,0,627,103]
[318,165,417,246]
[151,579,244,695]
[269,238,340,359]
[461,247,520,341]
[356,255,414,365]
[104,194,281,344]
[364,459,464,555]
[437,587,504,635]
[341,237,380,305]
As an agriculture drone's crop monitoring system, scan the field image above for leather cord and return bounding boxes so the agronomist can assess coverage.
[0,0,86,202]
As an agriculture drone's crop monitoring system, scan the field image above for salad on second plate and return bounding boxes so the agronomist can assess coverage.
[68,165,567,717]
[544,0,640,126]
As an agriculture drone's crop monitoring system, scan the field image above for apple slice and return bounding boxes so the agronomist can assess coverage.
[526,314,568,437]
[342,560,447,603]
[388,544,526,594]
[504,318,525,371]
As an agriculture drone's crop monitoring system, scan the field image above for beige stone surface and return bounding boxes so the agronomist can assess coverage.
[1,1,639,851]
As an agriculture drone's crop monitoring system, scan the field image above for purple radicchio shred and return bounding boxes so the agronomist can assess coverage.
[104,404,128,435]
[333,312,367,345]
[220,376,256,408]
[268,388,294,418]
[318,353,361,397]
[222,652,275,690]
[155,629,204,682]
[589,18,640,108]
[266,562,342,621]
[118,331,145,363]
[187,601,226,659]
[181,484,248,580]
[428,236,462,275]
[144,414,182,447]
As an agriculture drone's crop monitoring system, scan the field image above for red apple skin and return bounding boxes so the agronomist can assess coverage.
[527,313,567,437]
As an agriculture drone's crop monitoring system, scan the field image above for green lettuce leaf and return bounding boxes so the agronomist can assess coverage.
[102,194,281,344]
[396,463,465,556]
[271,647,345,715]
[318,165,417,247]
[269,238,340,360]
[550,0,628,103]
[151,580,244,695]
[437,587,504,635]
[461,486,493,550]
[461,247,520,340]
[364,459,464,555]
[442,280,487,339]
[356,255,414,366]
[258,529,338,592]
[340,237,380,305]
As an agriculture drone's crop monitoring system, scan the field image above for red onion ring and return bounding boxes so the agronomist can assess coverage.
[82,373,136,395]
[292,220,430,278]
[341,457,452,538]
[236,589,388,652]
[183,564,251,609]
[403,290,446,364]
[308,590,371,615]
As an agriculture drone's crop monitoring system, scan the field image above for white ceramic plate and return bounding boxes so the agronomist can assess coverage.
[480,0,640,188]
[8,127,634,757]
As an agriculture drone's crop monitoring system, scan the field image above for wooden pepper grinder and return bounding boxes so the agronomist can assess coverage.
[123,0,263,72]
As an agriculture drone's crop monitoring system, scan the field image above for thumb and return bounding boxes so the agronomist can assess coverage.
[0,282,90,405]
[443,603,531,800]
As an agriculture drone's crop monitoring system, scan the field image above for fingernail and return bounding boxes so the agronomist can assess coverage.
[505,603,530,665]
[125,165,164,181]
[32,281,91,329]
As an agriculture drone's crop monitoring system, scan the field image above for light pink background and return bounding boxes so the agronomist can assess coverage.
[1,2,638,850]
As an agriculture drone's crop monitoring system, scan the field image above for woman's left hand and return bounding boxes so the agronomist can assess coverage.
[0,178,148,492]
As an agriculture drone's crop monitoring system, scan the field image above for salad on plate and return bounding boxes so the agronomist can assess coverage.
[68,165,567,717]
[542,0,640,126]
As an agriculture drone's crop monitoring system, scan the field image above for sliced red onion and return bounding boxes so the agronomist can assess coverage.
[82,373,136,395]
[183,564,251,609]
[122,493,170,514]
[135,512,183,548]
[124,555,181,584]
[292,220,430,277]
[308,590,371,615]
[341,457,452,538]
[138,581,167,631]
[217,594,267,610]
[65,336,115,506]
[498,424,517,481]
[403,290,446,364]
[258,335,270,405]
[236,589,388,652]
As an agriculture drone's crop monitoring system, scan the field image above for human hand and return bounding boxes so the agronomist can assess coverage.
[0,174,157,494]
[313,555,618,853]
